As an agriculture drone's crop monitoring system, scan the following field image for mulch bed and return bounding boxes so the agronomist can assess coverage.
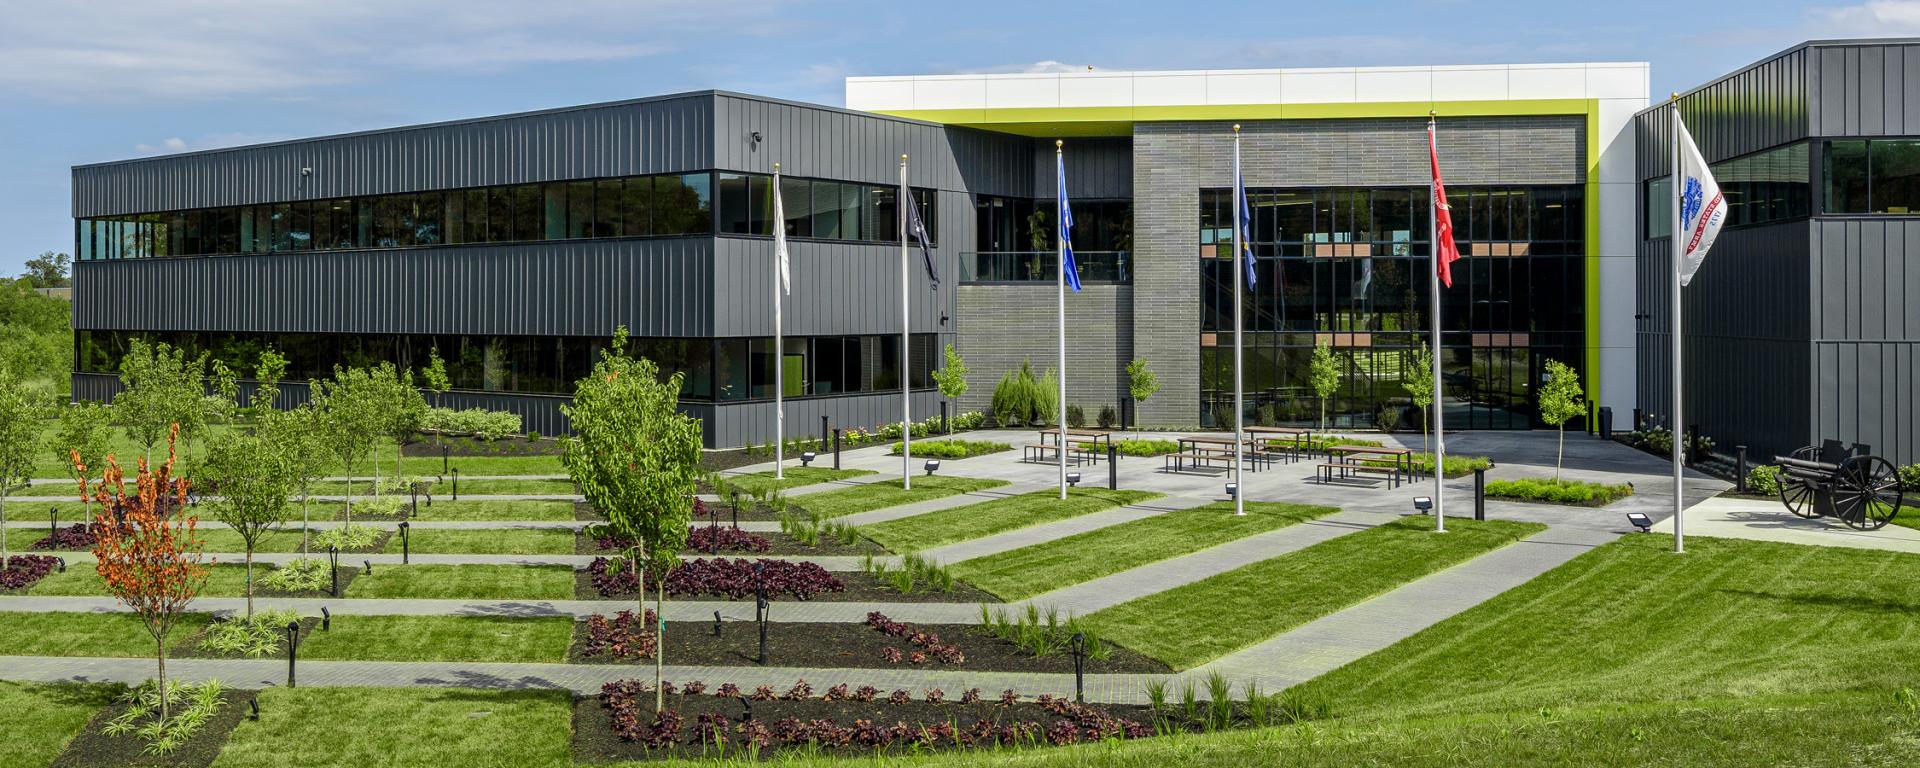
[575,501,609,522]
[572,568,1001,605]
[566,620,1167,674]
[404,434,560,458]
[574,526,885,558]
[570,691,1155,763]
[698,448,760,473]
[49,688,254,768]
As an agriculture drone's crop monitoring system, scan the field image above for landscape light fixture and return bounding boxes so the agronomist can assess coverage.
[1066,472,1082,487]
[1413,496,1434,515]
[249,696,260,720]
[55,557,65,573]
[924,459,941,476]
[1626,512,1653,533]
[284,621,302,687]
[1224,482,1238,498]
[712,610,723,637]
[321,606,331,631]
[363,560,373,576]
[800,451,817,467]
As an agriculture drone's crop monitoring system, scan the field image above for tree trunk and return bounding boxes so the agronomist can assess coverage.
[1,488,10,566]
[655,579,666,714]
[1556,425,1565,482]
[245,548,255,619]
[394,437,404,488]
[342,471,353,527]
[300,491,311,556]
[155,636,169,724]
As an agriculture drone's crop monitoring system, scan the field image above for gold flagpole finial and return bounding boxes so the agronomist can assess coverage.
[1428,109,1437,118]
[772,162,780,171]
[900,154,908,162]
[1232,123,1241,133]
[1055,139,1063,150]
[1670,92,1680,103]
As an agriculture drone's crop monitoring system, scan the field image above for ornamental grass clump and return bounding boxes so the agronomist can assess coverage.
[981,604,1112,661]
[101,679,228,756]
[311,523,381,552]
[867,553,957,595]
[258,558,329,593]
[198,608,300,657]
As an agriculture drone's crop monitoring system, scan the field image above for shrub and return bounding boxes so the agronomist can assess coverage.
[30,523,98,551]
[0,554,61,591]
[952,411,986,431]
[580,610,658,660]
[1097,405,1117,429]
[590,557,846,600]
[1066,404,1085,428]
[1901,463,1920,492]
[685,525,772,553]
[1374,402,1400,433]
[259,558,330,593]
[419,406,522,440]
[1115,439,1179,457]
[312,523,381,552]
[1485,477,1635,507]
[198,609,300,657]
[1747,464,1783,495]
[1367,452,1490,478]
[351,495,407,519]
[101,679,228,756]
[888,439,1011,459]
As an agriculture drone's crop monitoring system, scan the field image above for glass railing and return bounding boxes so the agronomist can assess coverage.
[959,251,1131,284]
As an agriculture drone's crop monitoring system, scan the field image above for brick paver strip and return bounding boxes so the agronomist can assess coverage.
[0,595,985,623]
[920,495,1215,564]
[1190,524,1618,689]
[1016,510,1393,615]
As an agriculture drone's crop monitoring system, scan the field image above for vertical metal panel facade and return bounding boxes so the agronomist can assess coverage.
[1811,219,1920,463]
[1031,137,1134,200]
[73,93,715,217]
[709,391,946,448]
[710,236,948,338]
[1637,47,1808,180]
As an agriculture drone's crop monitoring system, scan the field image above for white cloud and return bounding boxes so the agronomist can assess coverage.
[0,0,785,102]
[1814,0,1920,35]
[957,60,1096,74]
[134,132,296,155]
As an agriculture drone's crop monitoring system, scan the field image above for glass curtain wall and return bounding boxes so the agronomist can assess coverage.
[1197,185,1586,430]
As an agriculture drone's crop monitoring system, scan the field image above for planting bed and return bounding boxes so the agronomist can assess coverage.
[578,557,998,604]
[47,687,253,768]
[572,682,1156,762]
[566,616,1166,673]
[580,522,883,558]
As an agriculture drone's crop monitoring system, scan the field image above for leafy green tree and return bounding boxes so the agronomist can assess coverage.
[930,344,969,432]
[371,362,428,485]
[1126,358,1159,431]
[1401,343,1435,452]
[1310,340,1342,430]
[0,277,70,389]
[0,368,49,563]
[114,339,208,461]
[22,252,71,288]
[51,401,114,519]
[260,404,328,554]
[311,367,384,523]
[562,326,702,713]
[421,347,452,409]
[252,347,289,415]
[1539,359,1587,481]
[207,359,241,424]
[198,429,295,617]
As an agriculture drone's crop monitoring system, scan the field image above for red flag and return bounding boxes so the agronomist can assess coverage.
[1429,124,1462,288]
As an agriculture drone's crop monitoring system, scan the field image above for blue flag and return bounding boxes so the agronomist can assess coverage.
[1057,153,1082,292]
[1237,167,1256,287]
[903,188,937,290]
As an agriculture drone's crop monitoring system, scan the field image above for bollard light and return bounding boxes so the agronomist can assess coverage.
[249,696,260,720]
[321,606,331,631]
[1626,512,1653,533]
[55,557,66,573]
[924,460,941,476]
[363,560,373,576]
[328,545,340,597]
[1069,632,1088,704]
[800,451,817,467]
[397,521,410,564]
[712,610,723,637]
[1224,482,1238,498]
[1066,472,1081,487]
[451,468,459,500]
[285,620,302,687]
[1412,496,1434,515]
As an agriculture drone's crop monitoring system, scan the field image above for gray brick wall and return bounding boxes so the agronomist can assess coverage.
[952,284,1133,423]
[1131,115,1586,426]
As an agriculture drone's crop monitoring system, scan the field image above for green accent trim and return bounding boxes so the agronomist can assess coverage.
[1582,102,1603,428]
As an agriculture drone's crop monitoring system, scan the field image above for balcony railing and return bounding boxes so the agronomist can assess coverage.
[959,251,1131,284]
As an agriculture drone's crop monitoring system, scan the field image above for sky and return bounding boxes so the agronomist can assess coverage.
[1,0,1911,275]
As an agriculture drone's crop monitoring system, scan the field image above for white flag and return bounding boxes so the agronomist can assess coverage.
[1675,119,1725,287]
[773,174,791,295]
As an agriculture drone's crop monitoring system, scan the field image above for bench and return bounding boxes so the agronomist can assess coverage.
[1315,461,1403,488]
[1163,448,1273,474]
[1024,443,1101,465]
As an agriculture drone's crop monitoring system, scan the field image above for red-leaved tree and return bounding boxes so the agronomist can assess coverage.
[83,425,207,724]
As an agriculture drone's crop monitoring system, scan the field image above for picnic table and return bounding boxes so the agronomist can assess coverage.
[1317,445,1415,487]
[1244,426,1314,462]
[1025,429,1112,465]
[1163,435,1273,474]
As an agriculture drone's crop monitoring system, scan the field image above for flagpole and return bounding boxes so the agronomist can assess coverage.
[900,154,913,491]
[773,163,785,481]
[1429,111,1446,534]
[1669,96,1684,554]
[1231,125,1246,516]
[1056,140,1068,500]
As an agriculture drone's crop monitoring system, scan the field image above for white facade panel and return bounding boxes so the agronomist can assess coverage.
[911,78,987,109]
[1509,66,1588,100]
[844,78,914,111]
[1281,69,1357,103]
[1355,68,1434,102]
[1204,72,1284,105]
[984,75,1061,108]
[1430,66,1510,101]
[1585,64,1651,99]
[1059,75,1134,107]
[1133,74,1209,106]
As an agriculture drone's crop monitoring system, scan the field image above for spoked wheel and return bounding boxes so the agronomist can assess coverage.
[1779,446,1820,518]
[1832,456,1904,531]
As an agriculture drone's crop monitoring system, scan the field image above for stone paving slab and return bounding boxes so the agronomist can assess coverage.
[1016,510,1393,616]
[1191,524,1618,689]
[1651,496,1920,554]
[0,595,987,623]
[919,495,1215,564]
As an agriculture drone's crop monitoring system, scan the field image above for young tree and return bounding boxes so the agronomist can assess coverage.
[371,362,428,486]
[421,347,452,409]
[114,339,208,461]
[199,429,294,617]
[1126,358,1159,434]
[1310,340,1342,430]
[929,343,969,433]
[0,368,49,563]
[207,359,241,425]
[252,347,289,417]
[260,404,328,554]
[311,367,383,523]
[51,400,114,520]
[84,427,207,726]
[562,326,702,714]
[1539,359,1587,481]
[1401,343,1435,453]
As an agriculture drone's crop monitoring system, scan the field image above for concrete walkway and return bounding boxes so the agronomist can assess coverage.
[1652,496,1920,554]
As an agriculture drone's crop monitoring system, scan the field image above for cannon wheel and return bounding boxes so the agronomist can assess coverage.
[1832,456,1904,531]
[1778,445,1819,519]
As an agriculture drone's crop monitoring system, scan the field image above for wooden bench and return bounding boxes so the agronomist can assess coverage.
[1163,448,1273,474]
[1315,461,1402,488]
[1024,443,1100,465]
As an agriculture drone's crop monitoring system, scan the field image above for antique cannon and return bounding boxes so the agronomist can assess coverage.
[1773,440,1905,530]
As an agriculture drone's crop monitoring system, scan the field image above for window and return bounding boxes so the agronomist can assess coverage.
[1825,140,1872,214]
[655,173,712,235]
[567,181,594,239]
[619,177,652,237]
[718,173,753,234]
[1870,140,1920,213]
[780,176,811,238]
[592,179,622,237]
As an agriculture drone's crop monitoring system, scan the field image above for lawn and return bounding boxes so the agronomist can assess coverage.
[860,488,1162,553]
[342,564,576,600]
[786,476,1011,519]
[1288,534,1920,720]
[949,501,1336,600]
[26,563,313,598]
[714,467,876,497]
[1084,517,1545,670]
[405,499,575,521]
[305,478,578,496]
[213,687,573,768]
[0,611,215,657]
[383,528,577,555]
[297,616,573,663]
[0,681,121,768]
[21,423,565,479]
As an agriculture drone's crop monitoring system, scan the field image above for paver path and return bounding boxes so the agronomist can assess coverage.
[919,495,1214,564]
[1191,524,1617,688]
[0,595,986,623]
[1015,510,1391,615]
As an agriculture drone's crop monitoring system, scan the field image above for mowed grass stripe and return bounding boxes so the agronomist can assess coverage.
[306,478,577,496]
[214,687,573,768]
[786,476,1010,519]
[717,467,876,497]
[0,682,119,768]
[26,563,309,598]
[1288,534,1920,720]
[0,612,216,657]
[1085,517,1545,670]
[297,616,573,663]
[382,528,576,555]
[860,488,1162,553]
[343,564,576,600]
[949,501,1336,601]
